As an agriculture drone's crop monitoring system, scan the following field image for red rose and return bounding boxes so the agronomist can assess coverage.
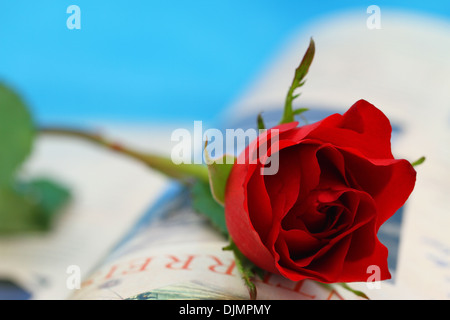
[224,99,416,283]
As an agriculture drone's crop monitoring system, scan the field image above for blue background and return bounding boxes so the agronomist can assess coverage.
[0,1,449,125]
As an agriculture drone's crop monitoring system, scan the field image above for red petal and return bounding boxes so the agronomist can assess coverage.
[341,149,416,227]
[225,160,279,273]
[306,100,394,159]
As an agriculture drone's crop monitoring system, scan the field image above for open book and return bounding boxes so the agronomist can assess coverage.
[1,9,449,300]
[69,183,351,300]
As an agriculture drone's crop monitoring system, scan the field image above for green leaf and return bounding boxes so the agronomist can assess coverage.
[191,180,228,237]
[0,187,41,233]
[257,113,266,130]
[204,140,236,206]
[292,108,309,115]
[0,83,71,234]
[223,240,262,300]
[411,156,426,167]
[0,84,34,187]
[17,178,71,219]
[206,155,235,206]
[0,179,71,234]
[280,38,315,124]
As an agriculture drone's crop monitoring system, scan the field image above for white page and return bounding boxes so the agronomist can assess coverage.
[0,124,177,299]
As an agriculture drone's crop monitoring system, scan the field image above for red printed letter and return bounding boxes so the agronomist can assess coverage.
[165,255,196,270]
[208,256,235,275]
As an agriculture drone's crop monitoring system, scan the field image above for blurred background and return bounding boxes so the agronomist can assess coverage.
[1,0,449,126]
[0,0,449,300]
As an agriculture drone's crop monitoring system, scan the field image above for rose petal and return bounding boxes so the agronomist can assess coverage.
[305,100,394,159]
[262,146,303,250]
[341,149,416,227]
[246,164,273,242]
[275,189,378,282]
[339,222,391,282]
[275,234,352,282]
[316,145,349,187]
[225,159,279,274]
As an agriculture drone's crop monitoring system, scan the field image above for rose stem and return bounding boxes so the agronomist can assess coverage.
[39,127,210,185]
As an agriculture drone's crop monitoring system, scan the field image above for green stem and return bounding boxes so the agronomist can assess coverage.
[282,85,297,124]
[39,127,210,184]
[279,38,315,125]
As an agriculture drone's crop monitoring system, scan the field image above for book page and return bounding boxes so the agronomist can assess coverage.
[70,184,358,300]
[0,125,172,299]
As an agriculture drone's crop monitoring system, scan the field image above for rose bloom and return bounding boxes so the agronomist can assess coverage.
[225,100,416,283]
